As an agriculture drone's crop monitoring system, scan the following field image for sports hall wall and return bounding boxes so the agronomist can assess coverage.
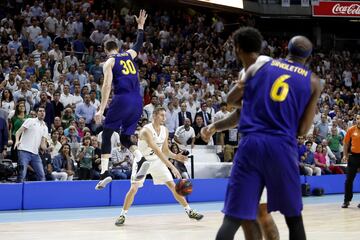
[1,175,360,211]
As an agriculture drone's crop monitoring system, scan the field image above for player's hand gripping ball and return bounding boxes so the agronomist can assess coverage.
[175,179,193,196]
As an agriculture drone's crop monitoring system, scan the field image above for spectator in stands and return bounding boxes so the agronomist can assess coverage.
[298,136,310,176]
[169,143,190,179]
[38,146,53,181]
[303,141,321,176]
[174,118,195,149]
[61,107,74,129]
[75,94,96,128]
[15,107,48,182]
[165,102,178,139]
[0,89,14,114]
[52,143,75,181]
[0,115,8,158]
[213,102,230,146]
[110,144,133,180]
[91,136,101,180]
[321,139,337,165]
[34,91,55,130]
[327,127,343,163]
[193,115,207,145]
[316,114,329,141]
[9,101,28,161]
[51,92,64,118]
[48,130,62,158]
[143,95,158,120]
[178,102,192,126]
[195,102,211,126]
[76,136,94,180]
[97,130,120,154]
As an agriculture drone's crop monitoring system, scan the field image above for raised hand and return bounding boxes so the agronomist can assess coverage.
[135,9,148,30]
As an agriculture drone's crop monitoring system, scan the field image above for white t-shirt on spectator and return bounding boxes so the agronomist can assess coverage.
[174,125,195,146]
[60,93,75,107]
[213,110,230,123]
[27,25,42,42]
[97,131,120,152]
[18,118,48,154]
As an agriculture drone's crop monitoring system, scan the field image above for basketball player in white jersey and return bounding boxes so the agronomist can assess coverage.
[115,107,204,226]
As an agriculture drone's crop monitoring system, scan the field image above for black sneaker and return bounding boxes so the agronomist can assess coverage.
[115,215,126,226]
[187,209,204,221]
[357,204,360,208]
[342,201,350,208]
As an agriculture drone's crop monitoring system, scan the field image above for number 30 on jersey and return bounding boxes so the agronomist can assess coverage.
[120,60,137,75]
[270,74,290,102]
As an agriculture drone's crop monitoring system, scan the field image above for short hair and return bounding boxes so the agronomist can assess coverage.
[220,102,227,107]
[233,27,263,53]
[305,141,312,146]
[153,107,166,115]
[36,106,45,112]
[104,40,118,51]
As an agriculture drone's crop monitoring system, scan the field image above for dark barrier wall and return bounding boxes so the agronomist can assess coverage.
[1,175,360,211]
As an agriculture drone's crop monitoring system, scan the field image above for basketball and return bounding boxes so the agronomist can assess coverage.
[175,179,193,196]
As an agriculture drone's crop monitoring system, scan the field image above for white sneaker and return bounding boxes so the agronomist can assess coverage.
[134,158,150,181]
[95,176,113,190]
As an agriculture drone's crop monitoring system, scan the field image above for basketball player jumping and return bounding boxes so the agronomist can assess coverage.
[94,10,150,190]
[114,107,204,226]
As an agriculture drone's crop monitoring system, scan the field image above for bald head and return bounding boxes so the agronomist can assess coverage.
[288,36,313,61]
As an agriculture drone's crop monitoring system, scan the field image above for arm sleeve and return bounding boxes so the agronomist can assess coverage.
[131,29,144,53]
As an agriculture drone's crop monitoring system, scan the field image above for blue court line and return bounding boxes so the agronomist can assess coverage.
[0,194,358,224]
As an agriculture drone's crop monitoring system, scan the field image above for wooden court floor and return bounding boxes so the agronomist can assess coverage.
[0,200,360,240]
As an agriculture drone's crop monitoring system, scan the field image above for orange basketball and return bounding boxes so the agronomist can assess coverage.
[175,179,193,196]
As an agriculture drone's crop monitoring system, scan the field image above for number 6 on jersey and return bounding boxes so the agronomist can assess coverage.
[270,74,291,102]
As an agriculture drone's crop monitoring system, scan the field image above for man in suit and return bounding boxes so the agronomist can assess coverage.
[178,102,192,127]
[195,102,211,126]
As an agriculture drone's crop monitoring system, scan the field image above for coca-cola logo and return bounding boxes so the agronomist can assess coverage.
[332,3,360,15]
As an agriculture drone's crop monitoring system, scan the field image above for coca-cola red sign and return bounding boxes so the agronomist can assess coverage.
[313,1,360,17]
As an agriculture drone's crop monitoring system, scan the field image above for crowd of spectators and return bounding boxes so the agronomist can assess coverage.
[0,0,359,182]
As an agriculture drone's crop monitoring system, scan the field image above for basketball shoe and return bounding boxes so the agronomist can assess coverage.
[134,157,150,181]
[95,171,112,190]
[115,215,126,226]
[187,209,204,220]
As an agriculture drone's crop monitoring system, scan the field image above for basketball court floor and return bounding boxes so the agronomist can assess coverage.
[0,194,359,240]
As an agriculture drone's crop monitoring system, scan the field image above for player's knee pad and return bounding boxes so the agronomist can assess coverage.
[120,134,133,149]
[101,128,114,154]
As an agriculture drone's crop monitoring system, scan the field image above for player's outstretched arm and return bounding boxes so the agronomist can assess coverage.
[201,109,240,142]
[127,9,148,59]
[298,73,321,136]
[140,128,181,178]
[95,58,114,124]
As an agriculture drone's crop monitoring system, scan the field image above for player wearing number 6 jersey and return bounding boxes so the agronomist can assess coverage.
[215,29,321,240]
[94,10,149,190]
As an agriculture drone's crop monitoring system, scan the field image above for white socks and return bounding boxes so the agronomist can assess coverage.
[184,205,191,213]
[100,158,109,174]
[120,209,128,216]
